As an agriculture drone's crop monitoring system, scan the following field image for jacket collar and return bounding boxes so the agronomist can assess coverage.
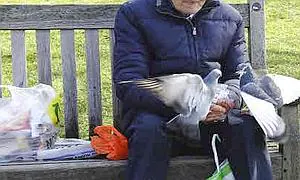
[156,0,220,17]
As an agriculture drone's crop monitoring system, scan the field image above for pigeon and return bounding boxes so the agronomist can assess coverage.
[120,69,222,121]
[168,83,236,142]
[119,69,223,141]
[237,63,300,142]
[238,64,283,108]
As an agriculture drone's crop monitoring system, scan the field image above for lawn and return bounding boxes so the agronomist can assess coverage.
[0,0,299,139]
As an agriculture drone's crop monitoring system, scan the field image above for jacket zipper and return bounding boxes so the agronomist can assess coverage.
[156,8,210,36]
[192,27,197,36]
[186,15,197,36]
[186,17,198,72]
[156,6,216,72]
[157,10,199,69]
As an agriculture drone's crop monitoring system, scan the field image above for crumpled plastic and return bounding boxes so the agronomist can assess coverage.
[91,125,128,160]
[0,84,58,162]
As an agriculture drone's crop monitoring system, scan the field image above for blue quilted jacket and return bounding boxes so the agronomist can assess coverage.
[113,0,248,132]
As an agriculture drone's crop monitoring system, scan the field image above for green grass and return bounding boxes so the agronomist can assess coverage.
[225,0,300,78]
[265,0,300,77]
[0,0,299,139]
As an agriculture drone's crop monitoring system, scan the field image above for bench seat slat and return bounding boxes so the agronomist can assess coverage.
[36,30,52,85]
[61,29,78,138]
[85,29,102,136]
[0,153,283,180]
[11,30,26,87]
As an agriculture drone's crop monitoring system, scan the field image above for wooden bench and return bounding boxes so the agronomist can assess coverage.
[0,0,299,179]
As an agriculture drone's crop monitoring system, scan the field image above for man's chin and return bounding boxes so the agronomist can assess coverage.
[177,4,202,14]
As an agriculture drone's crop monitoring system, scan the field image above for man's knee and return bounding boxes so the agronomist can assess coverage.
[227,110,260,133]
[127,111,167,140]
[228,113,265,147]
[238,115,261,135]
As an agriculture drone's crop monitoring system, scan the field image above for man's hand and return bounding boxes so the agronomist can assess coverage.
[203,100,235,124]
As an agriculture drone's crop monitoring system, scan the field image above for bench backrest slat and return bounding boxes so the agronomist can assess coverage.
[249,0,266,73]
[36,30,52,85]
[0,4,249,29]
[11,30,26,87]
[0,5,119,29]
[61,29,79,138]
[0,44,2,97]
[109,29,123,129]
[85,29,102,136]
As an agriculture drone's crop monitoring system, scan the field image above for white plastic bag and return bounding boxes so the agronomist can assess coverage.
[0,84,58,162]
[207,134,235,180]
[0,84,56,134]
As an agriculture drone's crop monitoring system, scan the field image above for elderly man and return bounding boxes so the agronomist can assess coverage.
[113,0,273,179]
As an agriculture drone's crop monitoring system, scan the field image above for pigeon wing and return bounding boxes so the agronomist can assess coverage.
[241,92,286,139]
[130,73,205,115]
[258,75,283,108]
[241,82,279,107]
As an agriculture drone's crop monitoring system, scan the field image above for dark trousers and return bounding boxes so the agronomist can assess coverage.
[125,111,273,180]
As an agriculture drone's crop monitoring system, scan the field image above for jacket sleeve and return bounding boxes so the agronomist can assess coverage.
[220,16,249,108]
[113,4,176,118]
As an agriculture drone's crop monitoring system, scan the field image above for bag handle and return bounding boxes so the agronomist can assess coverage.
[211,134,221,173]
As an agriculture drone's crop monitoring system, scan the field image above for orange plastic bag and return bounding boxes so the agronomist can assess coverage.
[91,125,128,160]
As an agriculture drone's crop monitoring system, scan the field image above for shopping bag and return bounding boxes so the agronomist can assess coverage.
[207,134,235,180]
[91,125,128,160]
[0,84,58,162]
